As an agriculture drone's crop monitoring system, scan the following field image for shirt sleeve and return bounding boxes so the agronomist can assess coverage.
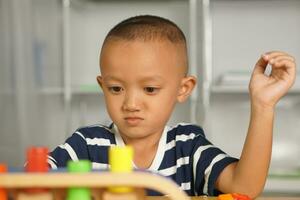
[48,130,89,169]
[192,127,238,196]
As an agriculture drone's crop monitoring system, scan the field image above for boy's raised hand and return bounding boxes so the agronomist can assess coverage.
[249,51,296,109]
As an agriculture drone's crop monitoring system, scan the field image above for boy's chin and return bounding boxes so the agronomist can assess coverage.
[117,125,159,140]
[120,127,149,138]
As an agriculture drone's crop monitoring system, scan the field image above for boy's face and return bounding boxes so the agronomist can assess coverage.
[98,39,195,140]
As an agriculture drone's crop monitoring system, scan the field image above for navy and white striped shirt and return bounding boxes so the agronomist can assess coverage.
[49,123,238,196]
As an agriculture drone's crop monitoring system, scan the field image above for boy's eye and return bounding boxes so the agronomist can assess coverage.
[144,87,159,94]
[108,86,123,94]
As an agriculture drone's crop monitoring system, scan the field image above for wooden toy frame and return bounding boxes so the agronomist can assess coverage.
[0,171,190,200]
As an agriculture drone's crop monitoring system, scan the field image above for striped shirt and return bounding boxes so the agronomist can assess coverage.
[49,123,238,196]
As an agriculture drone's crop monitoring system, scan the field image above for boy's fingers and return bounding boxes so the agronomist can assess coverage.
[269,55,295,66]
[253,56,268,75]
[263,51,294,62]
[262,52,285,61]
[254,52,296,76]
[272,60,296,71]
[264,51,289,57]
[272,60,296,81]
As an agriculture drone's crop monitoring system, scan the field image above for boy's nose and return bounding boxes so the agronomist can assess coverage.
[122,94,140,112]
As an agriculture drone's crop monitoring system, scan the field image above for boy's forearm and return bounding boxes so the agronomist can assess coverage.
[232,104,274,197]
[217,52,295,198]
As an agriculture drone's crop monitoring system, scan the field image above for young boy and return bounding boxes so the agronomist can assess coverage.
[48,15,296,198]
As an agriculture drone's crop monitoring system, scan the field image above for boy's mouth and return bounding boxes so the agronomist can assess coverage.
[124,117,144,126]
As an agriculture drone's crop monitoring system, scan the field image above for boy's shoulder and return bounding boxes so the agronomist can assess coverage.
[164,123,208,154]
[75,123,115,139]
[166,123,205,139]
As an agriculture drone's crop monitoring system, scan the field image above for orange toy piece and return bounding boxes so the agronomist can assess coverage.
[218,194,234,200]
[218,193,251,200]
[0,164,8,200]
[26,147,49,173]
[20,147,52,200]
[232,193,251,200]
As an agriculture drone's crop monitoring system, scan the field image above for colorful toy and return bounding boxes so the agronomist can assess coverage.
[108,145,133,193]
[0,164,8,200]
[67,160,92,200]
[218,193,251,200]
[19,147,51,200]
[0,146,189,200]
[26,147,49,173]
[0,146,255,200]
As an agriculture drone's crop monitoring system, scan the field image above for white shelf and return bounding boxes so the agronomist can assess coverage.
[72,85,102,95]
[213,70,300,94]
[38,87,64,95]
[211,85,249,94]
[37,86,102,95]
[211,85,300,94]
[264,178,300,194]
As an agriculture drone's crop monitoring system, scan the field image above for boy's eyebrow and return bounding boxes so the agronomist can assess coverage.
[102,76,123,82]
[139,76,165,83]
[102,75,165,83]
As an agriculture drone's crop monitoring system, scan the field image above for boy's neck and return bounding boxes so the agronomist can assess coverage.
[120,127,164,169]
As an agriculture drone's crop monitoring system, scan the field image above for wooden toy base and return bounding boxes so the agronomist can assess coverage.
[0,172,189,200]
[2,172,295,200]
[13,188,145,200]
[17,192,53,200]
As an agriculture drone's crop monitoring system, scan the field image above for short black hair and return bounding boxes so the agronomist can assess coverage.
[103,15,186,44]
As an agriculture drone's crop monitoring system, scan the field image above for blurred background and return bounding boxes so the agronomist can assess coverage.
[0,0,299,196]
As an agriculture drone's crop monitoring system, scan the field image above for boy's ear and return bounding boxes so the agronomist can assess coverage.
[177,76,197,103]
[96,75,103,89]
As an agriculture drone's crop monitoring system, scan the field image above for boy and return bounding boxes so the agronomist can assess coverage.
[48,15,296,198]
